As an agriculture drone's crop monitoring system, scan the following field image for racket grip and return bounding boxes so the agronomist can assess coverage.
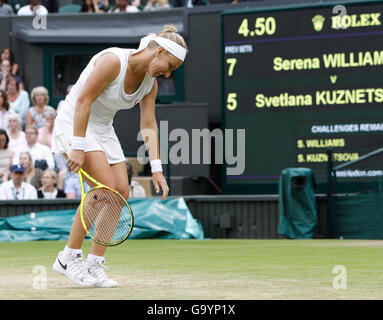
[56,133,72,156]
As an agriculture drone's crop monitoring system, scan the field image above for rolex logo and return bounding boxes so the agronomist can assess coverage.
[312,15,325,32]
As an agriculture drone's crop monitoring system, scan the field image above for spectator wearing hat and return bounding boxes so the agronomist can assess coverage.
[0,164,37,200]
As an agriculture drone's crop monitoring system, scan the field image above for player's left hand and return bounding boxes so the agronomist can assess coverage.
[152,172,169,200]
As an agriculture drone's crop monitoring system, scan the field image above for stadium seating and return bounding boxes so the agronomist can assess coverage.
[58,4,81,13]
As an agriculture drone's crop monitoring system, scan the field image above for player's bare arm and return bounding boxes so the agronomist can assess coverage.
[68,54,121,172]
[140,79,169,200]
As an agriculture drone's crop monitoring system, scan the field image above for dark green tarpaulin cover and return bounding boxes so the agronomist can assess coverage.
[329,192,383,239]
[278,168,317,239]
[0,198,204,242]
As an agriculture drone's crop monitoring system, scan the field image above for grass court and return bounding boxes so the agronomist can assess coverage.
[1,239,382,300]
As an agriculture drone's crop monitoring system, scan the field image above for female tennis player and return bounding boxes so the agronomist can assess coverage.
[52,25,187,287]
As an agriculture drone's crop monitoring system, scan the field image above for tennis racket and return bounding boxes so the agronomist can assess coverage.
[56,133,134,247]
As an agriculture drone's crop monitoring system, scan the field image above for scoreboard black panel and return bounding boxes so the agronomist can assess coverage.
[221,1,383,194]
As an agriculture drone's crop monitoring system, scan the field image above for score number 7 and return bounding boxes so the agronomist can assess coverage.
[226,58,237,76]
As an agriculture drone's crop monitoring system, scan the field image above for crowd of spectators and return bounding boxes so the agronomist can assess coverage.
[0,0,224,16]
[0,46,148,200]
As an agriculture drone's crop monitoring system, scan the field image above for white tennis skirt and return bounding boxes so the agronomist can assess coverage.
[51,115,126,165]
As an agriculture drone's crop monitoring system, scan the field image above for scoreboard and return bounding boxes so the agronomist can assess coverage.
[221,1,383,194]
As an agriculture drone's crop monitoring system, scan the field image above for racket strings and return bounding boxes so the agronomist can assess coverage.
[82,187,132,245]
[87,190,126,243]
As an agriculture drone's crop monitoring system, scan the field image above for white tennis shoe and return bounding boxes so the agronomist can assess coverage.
[87,259,118,288]
[53,251,98,287]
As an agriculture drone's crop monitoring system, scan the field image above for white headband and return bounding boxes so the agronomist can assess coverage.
[134,34,187,61]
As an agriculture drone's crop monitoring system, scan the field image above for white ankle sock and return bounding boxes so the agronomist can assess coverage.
[62,245,82,259]
[87,254,105,265]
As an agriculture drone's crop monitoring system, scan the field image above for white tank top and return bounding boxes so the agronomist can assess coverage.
[57,47,155,128]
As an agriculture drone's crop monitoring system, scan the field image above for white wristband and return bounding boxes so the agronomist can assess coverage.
[71,136,85,151]
[150,159,162,173]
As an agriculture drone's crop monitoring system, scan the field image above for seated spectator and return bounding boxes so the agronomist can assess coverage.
[38,107,68,189]
[37,108,56,148]
[25,86,54,129]
[0,164,37,200]
[0,48,18,76]
[0,0,14,15]
[13,125,55,170]
[144,0,170,11]
[7,113,27,153]
[6,76,30,127]
[52,143,68,190]
[0,129,13,183]
[0,60,24,91]
[110,0,140,12]
[0,90,15,130]
[55,157,67,190]
[80,0,109,12]
[17,0,48,15]
[37,169,66,198]
[64,171,90,198]
[126,162,147,198]
[19,150,42,189]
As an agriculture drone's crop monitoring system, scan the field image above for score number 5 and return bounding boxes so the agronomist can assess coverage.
[227,93,237,111]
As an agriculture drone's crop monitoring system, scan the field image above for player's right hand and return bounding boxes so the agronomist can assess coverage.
[67,150,85,173]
